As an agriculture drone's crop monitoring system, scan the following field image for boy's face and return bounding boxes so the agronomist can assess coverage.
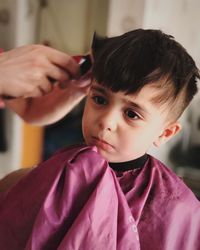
[82,81,180,162]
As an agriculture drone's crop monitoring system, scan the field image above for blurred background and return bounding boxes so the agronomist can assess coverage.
[0,0,200,197]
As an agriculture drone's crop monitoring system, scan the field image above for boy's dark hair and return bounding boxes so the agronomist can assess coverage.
[91,29,200,120]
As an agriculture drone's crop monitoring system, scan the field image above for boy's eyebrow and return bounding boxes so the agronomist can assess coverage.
[90,85,107,95]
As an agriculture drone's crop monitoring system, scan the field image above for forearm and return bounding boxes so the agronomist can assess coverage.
[5,84,87,126]
[4,98,29,120]
[26,86,86,126]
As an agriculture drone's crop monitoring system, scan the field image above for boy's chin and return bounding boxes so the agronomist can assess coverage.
[88,147,111,162]
[96,149,142,163]
[94,148,121,163]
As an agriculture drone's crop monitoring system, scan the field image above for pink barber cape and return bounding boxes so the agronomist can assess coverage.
[0,145,199,250]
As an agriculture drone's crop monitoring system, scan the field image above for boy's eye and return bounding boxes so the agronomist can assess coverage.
[125,109,140,120]
[92,95,107,105]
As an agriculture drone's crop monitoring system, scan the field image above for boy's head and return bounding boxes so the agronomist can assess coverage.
[82,29,199,162]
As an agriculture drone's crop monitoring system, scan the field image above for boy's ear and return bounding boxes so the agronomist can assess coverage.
[153,121,181,147]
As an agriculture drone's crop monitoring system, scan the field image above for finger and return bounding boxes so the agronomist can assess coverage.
[9,44,79,77]
[46,63,71,83]
[38,76,53,94]
[22,76,52,98]
[25,65,53,94]
[58,80,69,89]
[59,75,92,90]
[44,47,80,77]
[73,78,92,88]
[24,87,44,98]
[74,70,92,87]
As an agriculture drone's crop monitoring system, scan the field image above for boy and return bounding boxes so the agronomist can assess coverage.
[0,29,200,249]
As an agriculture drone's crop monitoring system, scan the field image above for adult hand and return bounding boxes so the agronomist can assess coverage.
[0,44,81,98]
[3,44,93,125]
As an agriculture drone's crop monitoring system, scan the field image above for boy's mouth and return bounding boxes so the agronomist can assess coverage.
[91,136,114,150]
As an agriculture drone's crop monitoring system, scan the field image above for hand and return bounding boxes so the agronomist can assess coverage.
[0,44,81,98]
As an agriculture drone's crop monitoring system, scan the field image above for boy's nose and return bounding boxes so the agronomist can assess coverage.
[98,110,118,132]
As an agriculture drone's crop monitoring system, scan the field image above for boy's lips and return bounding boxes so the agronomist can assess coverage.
[91,136,114,150]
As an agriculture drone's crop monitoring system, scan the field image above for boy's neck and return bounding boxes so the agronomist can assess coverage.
[109,154,148,172]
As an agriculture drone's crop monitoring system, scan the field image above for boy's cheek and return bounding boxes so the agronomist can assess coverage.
[82,110,90,133]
